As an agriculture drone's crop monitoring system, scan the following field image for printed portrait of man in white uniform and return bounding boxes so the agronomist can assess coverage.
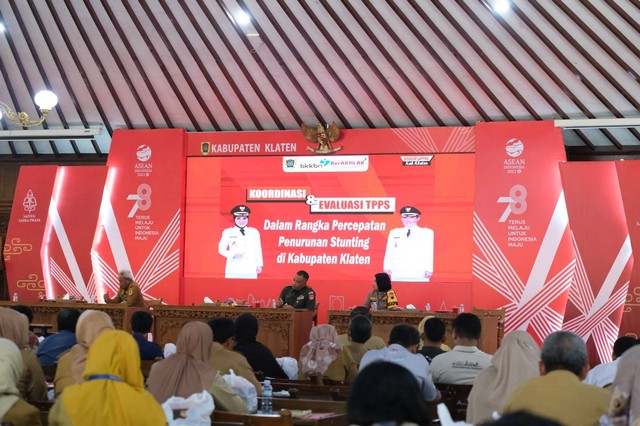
[218,204,264,279]
[383,206,434,282]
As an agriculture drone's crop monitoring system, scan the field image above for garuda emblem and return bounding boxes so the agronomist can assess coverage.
[301,122,342,154]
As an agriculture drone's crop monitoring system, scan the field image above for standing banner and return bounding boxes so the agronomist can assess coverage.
[472,121,575,343]
[91,129,186,304]
[561,162,633,365]
[616,160,640,338]
[3,166,58,301]
[41,166,107,300]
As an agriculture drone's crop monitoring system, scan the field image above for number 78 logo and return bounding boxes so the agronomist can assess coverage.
[127,183,152,217]
[497,184,527,222]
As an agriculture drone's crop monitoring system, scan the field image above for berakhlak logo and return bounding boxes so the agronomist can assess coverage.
[505,138,524,158]
[136,145,152,162]
[23,189,37,212]
[320,159,330,166]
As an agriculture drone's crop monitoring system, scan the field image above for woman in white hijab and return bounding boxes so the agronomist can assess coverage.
[466,330,540,424]
[0,337,41,426]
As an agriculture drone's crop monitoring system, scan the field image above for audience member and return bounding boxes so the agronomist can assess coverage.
[344,315,372,365]
[207,317,262,393]
[9,305,39,349]
[418,314,451,352]
[601,344,640,425]
[0,338,41,426]
[0,307,47,401]
[466,330,540,424]
[347,361,430,426]
[584,335,638,388]
[130,311,164,361]
[299,324,357,382]
[502,330,609,426]
[430,313,492,384]
[36,308,81,366]
[276,270,316,310]
[234,313,288,379]
[418,316,447,362]
[147,321,248,413]
[479,411,562,426]
[363,272,399,310]
[54,309,114,397]
[337,306,385,350]
[360,324,438,401]
[48,330,165,425]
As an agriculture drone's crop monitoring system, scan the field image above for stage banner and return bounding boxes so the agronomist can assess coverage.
[91,129,186,304]
[3,166,58,301]
[41,166,107,300]
[472,121,575,344]
[616,160,640,338]
[186,127,475,157]
[560,162,632,365]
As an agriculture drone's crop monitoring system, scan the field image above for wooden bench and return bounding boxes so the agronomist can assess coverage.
[213,410,294,426]
[434,383,472,421]
[271,383,350,401]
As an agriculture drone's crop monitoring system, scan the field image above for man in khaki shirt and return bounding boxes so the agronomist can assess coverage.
[337,306,385,350]
[104,270,144,307]
[207,317,262,393]
[503,330,609,426]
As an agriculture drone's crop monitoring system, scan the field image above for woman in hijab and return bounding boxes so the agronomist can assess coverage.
[363,273,399,310]
[147,321,248,413]
[601,344,640,426]
[48,330,165,426]
[54,309,114,396]
[0,307,47,400]
[466,330,540,424]
[299,324,357,382]
[0,338,41,426]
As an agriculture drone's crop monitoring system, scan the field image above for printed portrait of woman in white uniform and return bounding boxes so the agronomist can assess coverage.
[383,206,434,282]
[218,204,264,279]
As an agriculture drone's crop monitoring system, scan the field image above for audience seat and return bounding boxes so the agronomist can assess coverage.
[434,383,472,421]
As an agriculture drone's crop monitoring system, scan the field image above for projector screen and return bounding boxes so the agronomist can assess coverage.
[184,153,475,285]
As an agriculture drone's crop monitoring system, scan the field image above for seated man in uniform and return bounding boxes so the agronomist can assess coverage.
[104,270,144,307]
[502,330,610,426]
[337,306,385,350]
[276,270,315,311]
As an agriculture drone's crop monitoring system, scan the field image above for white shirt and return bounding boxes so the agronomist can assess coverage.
[430,345,492,385]
[584,359,618,387]
[218,226,263,279]
[383,226,434,282]
[359,343,437,401]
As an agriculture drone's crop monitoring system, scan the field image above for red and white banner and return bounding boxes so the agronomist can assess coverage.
[91,129,186,304]
[41,166,107,300]
[4,166,58,301]
[472,121,575,343]
[560,162,633,365]
[616,160,640,338]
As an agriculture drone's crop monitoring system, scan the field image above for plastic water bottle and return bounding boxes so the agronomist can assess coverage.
[12,293,18,302]
[460,304,465,313]
[425,303,431,312]
[371,301,378,311]
[262,379,273,414]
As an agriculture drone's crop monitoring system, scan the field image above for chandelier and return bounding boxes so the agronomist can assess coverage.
[0,90,58,127]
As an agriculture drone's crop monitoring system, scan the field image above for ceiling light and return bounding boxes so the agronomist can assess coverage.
[0,90,58,127]
[235,11,251,25]
[492,0,511,14]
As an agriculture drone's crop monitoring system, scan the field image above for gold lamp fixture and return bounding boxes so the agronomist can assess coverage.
[0,90,58,127]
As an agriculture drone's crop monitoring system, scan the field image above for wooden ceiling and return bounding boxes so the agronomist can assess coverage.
[1,0,640,160]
